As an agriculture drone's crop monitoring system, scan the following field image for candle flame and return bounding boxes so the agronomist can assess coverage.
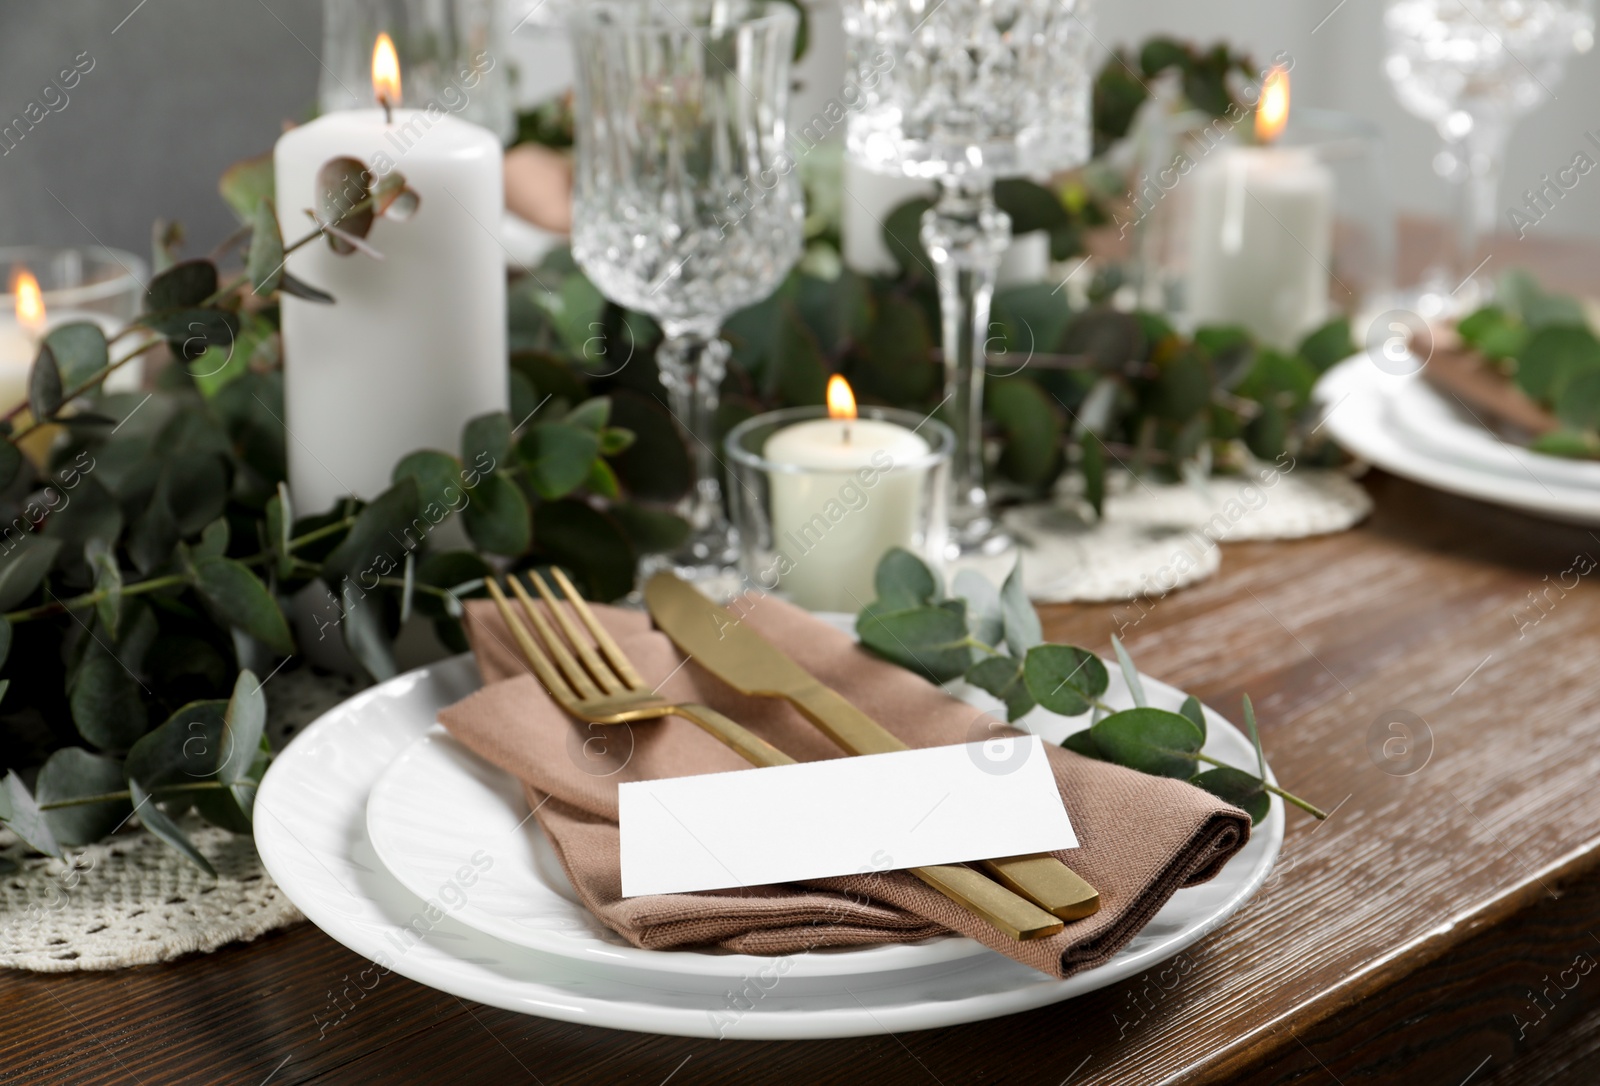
[826,375,857,421]
[1255,65,1289,144]
[372,33,402,108]
[12,269,45,335]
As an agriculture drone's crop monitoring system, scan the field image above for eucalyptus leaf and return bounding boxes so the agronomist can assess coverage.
[1179,694,1207,741]
[130,780,215,875]
[265,484,294,580]
[321,479,420,584]
[462,412,513,469]
[219,151,275,224]
[126,699,228,788]
[1516,325,1600,402]
[145,259,218,311]
[1090,707,1204,779]
[0,440,20,490]
[195,517,230,560]
[953,568,1003,647]
[520,422,601,500]
[1243,693,1266,779]
[0,536,62,611]
[462,472,532,555]
[1,769,61,857]
[857,603,972,683]
[0,616,10,669]
[279,273,335,304]
[1192,766,1270,824]
[1110,635,1148,707]
[564,397,611,433]
[28,347,63,419]
[193,556,295,656]
[1060,729,1106,761]
[874,547,940,610]
[999,559,1042,656]
[37,748,131,847]
[965,655,1036,722]
[393,449,465,517]
[315,157,375,251]
[530,500,635,601]
[609,503,691,557]
[69,651,148,752]
[247,196,285,295]
[43,321,110,388]
[1022,644,1109,716]
[342,578,397,682]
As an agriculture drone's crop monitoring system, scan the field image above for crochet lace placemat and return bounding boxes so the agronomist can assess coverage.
[954,468,1372,602]
[0,667,364,972]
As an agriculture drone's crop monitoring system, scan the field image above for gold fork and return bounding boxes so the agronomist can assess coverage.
[483,569,1065,942]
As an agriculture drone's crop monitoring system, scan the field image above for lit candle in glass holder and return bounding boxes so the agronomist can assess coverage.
[1185,66,1335,350]
[755,376,938,612]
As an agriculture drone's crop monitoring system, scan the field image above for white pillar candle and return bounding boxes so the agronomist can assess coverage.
[1183,65,1334,351]
[841,158,933,276]
[274,38,506,516]
[1184,146,1333,350]
[763,380,930,612]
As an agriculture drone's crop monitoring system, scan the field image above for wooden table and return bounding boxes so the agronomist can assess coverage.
[7,241,1600,1085]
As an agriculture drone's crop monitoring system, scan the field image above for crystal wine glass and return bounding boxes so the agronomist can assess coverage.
[569,0,804,586]
[843,0,1095,556]
[1384,0,1593,311]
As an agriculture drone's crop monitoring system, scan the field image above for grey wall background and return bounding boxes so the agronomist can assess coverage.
[1,0,1597,266]
[0,0,322,259]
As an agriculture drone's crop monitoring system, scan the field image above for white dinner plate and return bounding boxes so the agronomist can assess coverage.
[1381,367,1600,490]
[257,634,1283,1038]
[1316,355,1600,526]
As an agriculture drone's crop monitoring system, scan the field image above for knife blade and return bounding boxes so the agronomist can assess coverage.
[644,572,1101,921]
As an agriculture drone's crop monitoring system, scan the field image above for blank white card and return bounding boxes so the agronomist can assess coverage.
[618,735,1077,898]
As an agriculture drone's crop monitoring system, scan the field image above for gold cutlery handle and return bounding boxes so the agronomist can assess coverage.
[673,703,798,770]
[911,865,1064,941]
[787,683,1102,921]
[673,702,1062,940]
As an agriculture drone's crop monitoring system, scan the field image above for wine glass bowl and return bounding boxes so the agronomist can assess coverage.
[1382,0,1593,308]
[569,0,803,586]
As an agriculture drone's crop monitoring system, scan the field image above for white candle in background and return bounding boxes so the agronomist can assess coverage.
[763,376,930,612]
[842,158,933,276]
[1184,66,1334,351]
[274,33,506,516]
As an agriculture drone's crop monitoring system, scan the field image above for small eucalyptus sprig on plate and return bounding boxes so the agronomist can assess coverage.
[855,548,1326,825]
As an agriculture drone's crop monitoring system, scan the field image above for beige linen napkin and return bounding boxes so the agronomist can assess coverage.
[439,593,1250,979]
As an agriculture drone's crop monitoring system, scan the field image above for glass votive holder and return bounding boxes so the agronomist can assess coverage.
[725,406,954,614]
[1129,107,1395,349]
[0,245,148,410]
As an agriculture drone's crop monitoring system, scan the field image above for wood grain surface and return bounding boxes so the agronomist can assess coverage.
[5,232,1600,1084]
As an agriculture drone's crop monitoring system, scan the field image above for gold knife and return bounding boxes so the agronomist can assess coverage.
[644,572,1101,921]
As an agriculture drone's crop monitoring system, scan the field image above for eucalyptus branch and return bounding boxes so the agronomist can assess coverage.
[1191,751,1328,818]
[3,573,190,624]
[37,778,262,811]
[4,339,168,438]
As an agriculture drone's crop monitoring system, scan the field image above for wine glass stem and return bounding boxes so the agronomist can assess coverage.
[656,325,731,542]
[1440,122,1509,294]
[921,177,1011,534]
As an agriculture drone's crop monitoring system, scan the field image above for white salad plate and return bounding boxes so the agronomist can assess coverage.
[256,618,1283,1039]
[1316,355,1600,526]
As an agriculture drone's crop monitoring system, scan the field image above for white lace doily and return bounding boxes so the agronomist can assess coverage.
[0,666,366,972]
[953,467,1371,603]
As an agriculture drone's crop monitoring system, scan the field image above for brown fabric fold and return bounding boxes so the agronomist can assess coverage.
[438,593,1250,979]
